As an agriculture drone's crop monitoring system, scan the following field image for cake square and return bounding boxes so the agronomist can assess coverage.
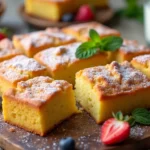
[62,22,120,42]
[34,42,109,84]
[75,61,150,123]
[13,28,76,57]
[0,38,22,62]
[131,54,150,78]
[115,40,150,62]
[2,76,78,136]
[25,0,77,21]
[0,55,47,94]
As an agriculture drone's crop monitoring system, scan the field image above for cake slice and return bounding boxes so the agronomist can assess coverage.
[75,61,150,123]
[115,40,150,62]
[62,22,120,42]
[0,38,22,62]
[2,76,78,136]
[13,28,76,57]
[131,54,150,78]
[25,0,77,21]
[0,55,47,94]
[34,42,109,84]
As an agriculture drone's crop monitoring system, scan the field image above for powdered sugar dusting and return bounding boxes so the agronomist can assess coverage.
[63,22,120,38]
[35,42,81,71]
[1,55,46,71]
[14,76,71,106]
[132,54,150,66]
[82,61,150,96]
[14,28,75,50]
[120,40,150,54]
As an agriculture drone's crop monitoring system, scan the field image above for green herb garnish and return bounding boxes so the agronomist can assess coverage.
[75,29,123,59]
[113,108,150,127]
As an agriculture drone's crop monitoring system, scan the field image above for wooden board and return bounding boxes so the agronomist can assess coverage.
[0,104,150,150]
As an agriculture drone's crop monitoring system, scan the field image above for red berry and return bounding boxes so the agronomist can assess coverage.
[75,5,94,22]
[101,118,130,145]
[0,33,6,40]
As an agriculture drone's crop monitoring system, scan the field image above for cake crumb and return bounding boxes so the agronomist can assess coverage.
[8,127,16,132]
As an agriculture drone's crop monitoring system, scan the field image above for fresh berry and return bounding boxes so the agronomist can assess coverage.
[59,137,75,150]
[0,28,11,41]
[0,33,6,40]
[62,13,74,22]
[101,112,130,145]
[75,4,94,22]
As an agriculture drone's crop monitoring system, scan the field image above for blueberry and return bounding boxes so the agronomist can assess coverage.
[61,13,74,22]
[59,137,75,150]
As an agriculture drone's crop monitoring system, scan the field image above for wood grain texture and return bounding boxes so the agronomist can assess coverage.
[0,107,150,150]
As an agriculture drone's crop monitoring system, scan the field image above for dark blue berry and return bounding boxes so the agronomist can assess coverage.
[59,137,75,150]
[61,13,74,22]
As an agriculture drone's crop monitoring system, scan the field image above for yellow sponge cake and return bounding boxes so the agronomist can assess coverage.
[25,0,77,21]
[2,76,78,136]
[131,54,150,78]
[115,40,150,63]
[0,55,47,94]
[34,42,109,84]
[0,38,22,62]
[13,28,76,57]
[62,22,120,42]
[75,61,150,123]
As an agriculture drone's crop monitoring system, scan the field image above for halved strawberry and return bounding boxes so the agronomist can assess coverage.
[101,112,130,145]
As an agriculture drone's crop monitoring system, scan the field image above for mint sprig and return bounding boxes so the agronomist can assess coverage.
[132,108,150,125]
[75,29,123,59]
[113,108,150,127]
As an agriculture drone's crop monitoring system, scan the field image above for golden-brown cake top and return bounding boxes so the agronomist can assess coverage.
[0,55,46,83]
[35,42,82,71]
[8,76,71,107]
[77,61,150,97]
[119,40,150,54]
[0,68,28,83]
[0,38,22,59]
[131,54,150,66]
[62,22,120,38]
[1,55,46,71]
[13,28,75,50]
[0,38,14,49]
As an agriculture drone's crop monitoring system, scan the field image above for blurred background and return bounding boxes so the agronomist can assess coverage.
[0,0,147,44]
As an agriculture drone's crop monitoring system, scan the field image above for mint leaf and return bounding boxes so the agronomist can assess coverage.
[75,41,98,59]
[101,36,123,51]
[132,108,150,125]
[89,29,101,43]
[75,29,123,59]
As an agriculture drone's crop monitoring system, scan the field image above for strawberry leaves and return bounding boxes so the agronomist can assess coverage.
[112,108,150,127]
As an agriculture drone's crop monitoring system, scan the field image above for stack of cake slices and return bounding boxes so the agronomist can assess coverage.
[1,22,150,136]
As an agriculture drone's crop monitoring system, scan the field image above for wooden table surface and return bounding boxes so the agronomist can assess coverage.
[0,1,149,150]
[0,106,150,150]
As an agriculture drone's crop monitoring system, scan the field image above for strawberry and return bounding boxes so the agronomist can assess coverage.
[0,28,11,41]
[0,33,6,40]
[75,5,94,22]
[101,111,131,145]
